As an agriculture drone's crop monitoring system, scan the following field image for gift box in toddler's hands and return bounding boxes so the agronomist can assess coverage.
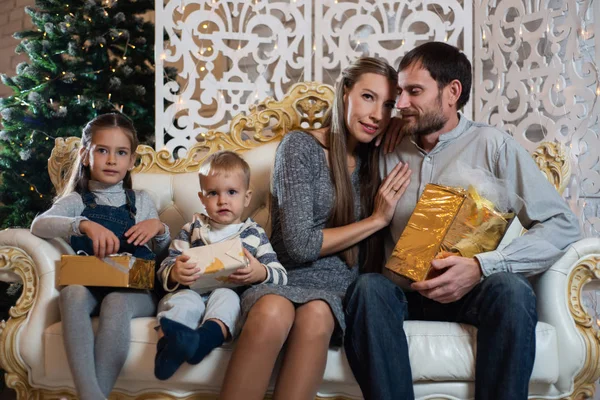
[184,238,249,293]
[60,254,155,289]
[384,183,514,284]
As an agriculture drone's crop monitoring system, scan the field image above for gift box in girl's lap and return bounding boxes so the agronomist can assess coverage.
[59,254,155,289]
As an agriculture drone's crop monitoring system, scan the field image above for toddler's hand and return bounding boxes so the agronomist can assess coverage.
[228,248,267,285]
[79,220,120,259]
[125,219,165,246]
[169,254,200,287]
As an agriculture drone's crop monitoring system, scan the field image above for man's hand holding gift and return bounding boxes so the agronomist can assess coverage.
[411,255,483,303]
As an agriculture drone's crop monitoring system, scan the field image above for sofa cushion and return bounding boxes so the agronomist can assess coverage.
[43,317,558,396]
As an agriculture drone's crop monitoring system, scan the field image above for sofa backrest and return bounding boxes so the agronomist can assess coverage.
[47,82,335,237]
[47,81,571,239]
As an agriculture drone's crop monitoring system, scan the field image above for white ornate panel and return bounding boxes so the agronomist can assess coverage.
[155,0,312,156]
[473,0,599,235]
[155,0,598,235]
[314,1,472,86]
[155,0,472,155]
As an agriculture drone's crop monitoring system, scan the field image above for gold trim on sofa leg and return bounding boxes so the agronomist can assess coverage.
[0,246,39,399]
[564,256,600,400]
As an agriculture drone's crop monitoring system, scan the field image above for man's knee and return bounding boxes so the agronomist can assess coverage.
[481,272,537,322]
[345,273,406,311]
[485,273,535,301]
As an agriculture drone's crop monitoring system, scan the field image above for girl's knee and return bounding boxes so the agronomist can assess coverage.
[102,291,128,308]
[59,285,90,304]
[100,292,132,319]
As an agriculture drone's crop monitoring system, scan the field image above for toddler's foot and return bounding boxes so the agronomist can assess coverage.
[188,320,226,365]
[154,319,195,380]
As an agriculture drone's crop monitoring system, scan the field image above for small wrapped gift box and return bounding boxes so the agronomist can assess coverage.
[185,238,248,293]
[60,254,155,289]
[385,183,513,283]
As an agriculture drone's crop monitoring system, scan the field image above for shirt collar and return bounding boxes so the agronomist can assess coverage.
[437,112,468,143]
[409,112,469,153]
[88,180,124,193]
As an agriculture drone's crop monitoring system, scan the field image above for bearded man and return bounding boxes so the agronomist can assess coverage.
[343,41,581,400]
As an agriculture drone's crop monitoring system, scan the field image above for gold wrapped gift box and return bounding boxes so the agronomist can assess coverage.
[385,184,513,282]
[59,254,155,290]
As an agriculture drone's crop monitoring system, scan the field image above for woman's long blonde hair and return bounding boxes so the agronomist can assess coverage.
[57,113,139,200]
[322,57,397,271]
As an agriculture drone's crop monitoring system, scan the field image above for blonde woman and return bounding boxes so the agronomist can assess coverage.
[220,57,411,400]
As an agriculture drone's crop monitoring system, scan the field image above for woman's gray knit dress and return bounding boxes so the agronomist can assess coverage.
[240,131,360,344]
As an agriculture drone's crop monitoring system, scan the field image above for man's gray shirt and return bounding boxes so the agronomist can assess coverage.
[380,114,581,277]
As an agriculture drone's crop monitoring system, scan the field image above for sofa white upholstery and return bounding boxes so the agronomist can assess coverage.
[1,82,599,400]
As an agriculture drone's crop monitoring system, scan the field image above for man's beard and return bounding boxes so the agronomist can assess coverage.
[399,96,448,137]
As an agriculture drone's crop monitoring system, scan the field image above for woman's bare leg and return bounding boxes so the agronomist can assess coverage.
[272,300,335,400]
[220,295,295,400]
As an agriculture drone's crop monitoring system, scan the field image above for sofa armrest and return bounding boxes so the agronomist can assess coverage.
[533,238,600,397]
[0,228,67,392]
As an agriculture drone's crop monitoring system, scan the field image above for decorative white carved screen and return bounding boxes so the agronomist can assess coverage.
[155,0,598,235]
[473,0,599,236]
[155,0,472,156]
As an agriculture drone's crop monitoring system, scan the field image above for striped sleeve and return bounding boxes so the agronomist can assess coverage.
[241,226,287,285]
[157,221,193,292]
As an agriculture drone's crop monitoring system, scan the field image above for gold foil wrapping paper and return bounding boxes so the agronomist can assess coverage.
[60,254,155,290]
[127,257,156,289]
[385,184,513,282]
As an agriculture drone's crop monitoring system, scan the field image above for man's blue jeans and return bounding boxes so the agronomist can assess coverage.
[343,272,537,400]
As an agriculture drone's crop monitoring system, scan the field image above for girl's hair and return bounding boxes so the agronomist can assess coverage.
[58,113,139,200]
[321,57,398,272]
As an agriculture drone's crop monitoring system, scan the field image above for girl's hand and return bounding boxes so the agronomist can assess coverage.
[371,161,411,226]
[79,220,120,259]
[228,248,267,285]
[125,219,165,246]
[169,254,200,286]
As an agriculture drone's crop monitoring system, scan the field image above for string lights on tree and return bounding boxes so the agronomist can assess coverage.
[0,0,177,229]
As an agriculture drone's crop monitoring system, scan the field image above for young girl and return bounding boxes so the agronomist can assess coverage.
[30,113,170,400]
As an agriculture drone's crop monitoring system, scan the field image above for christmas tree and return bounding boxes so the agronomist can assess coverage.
[0,0,176,229]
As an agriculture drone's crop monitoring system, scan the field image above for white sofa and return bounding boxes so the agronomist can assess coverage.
[1,82,599,400]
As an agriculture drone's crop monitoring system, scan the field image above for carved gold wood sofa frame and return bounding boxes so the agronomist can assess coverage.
[0,81,599,400]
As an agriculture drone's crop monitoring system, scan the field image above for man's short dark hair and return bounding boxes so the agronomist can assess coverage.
[399,42,472,110]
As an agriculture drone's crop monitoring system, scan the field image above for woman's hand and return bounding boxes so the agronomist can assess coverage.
[228,248,267,285]
[125,218,165,246]
[79,220,120,259]
[371,161,411,226]
[169,254,200,286]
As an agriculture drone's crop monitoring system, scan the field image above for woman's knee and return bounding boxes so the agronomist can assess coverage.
[242,295,295,343]
[293,300,335,339]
